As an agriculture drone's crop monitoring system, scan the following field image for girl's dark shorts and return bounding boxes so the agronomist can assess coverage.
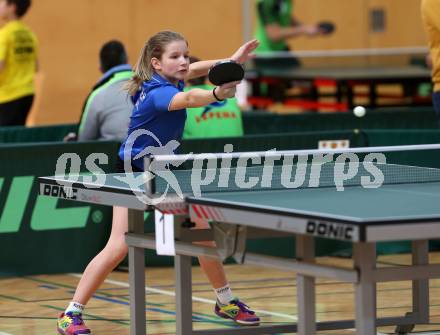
[115,157,144,173]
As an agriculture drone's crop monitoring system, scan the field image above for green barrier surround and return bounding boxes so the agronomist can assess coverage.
[1,129,440,275]
[0,141,118,275]
[180,129,362,153]
[0,106,437,144]
[0,123,77,144]
[242,107,439,134]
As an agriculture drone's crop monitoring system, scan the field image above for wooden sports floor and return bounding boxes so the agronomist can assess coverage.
[1,253,440,335]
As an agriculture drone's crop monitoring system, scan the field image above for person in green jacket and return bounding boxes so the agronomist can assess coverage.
[253,1,335,102]
[183,56,244,139]
[255,0,322,56]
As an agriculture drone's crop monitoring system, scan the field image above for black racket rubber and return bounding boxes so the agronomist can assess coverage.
[318,21,335,34]
[208,60,244,85]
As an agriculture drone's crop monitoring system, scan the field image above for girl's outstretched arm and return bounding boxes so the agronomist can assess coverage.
[186,39,259,80]
[169,81,240,111]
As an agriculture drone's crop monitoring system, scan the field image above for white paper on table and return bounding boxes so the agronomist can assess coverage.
[154,209,175,255]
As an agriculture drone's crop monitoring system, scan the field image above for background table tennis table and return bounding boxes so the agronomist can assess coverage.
[38,158,440,335]
[247,54,432,111]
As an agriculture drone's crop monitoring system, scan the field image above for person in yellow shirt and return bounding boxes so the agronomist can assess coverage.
[421,0,440,123]
[0,0,37,126]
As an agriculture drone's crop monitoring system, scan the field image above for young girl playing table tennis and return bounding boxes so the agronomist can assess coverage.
[57,31,260,335]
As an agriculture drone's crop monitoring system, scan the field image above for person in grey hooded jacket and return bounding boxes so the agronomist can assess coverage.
[68,40,133,141]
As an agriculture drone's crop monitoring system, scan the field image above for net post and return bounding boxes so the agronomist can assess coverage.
[143,156,155,198]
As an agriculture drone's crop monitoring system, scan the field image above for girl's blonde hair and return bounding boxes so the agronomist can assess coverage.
[126,31,187,96]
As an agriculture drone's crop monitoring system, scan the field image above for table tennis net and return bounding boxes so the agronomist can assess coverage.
[152,162,440,195]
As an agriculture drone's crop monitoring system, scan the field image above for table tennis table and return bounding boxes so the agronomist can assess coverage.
[38,145,440,335]
[247,62,431,110]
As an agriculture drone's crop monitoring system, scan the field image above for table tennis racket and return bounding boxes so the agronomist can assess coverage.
[318,21,335,35]
[208,60,244,86]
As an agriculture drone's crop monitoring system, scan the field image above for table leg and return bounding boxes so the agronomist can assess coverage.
[296,235,316,335]
[336,82,343,104]
[344,81,354,109]
[368,83,377,109]
[412,240,429,323]
[128,209,146,335]
[175,254,193,335]
[353,242,376,335]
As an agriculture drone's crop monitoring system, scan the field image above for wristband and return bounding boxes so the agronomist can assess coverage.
[212,87,224,101]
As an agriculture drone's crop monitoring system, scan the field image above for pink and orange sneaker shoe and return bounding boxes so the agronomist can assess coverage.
[57,311,91,335]
[214,298,260,326]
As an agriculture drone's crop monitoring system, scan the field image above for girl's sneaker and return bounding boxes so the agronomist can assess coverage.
[57,312,91,335]
[214,298,260,326]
